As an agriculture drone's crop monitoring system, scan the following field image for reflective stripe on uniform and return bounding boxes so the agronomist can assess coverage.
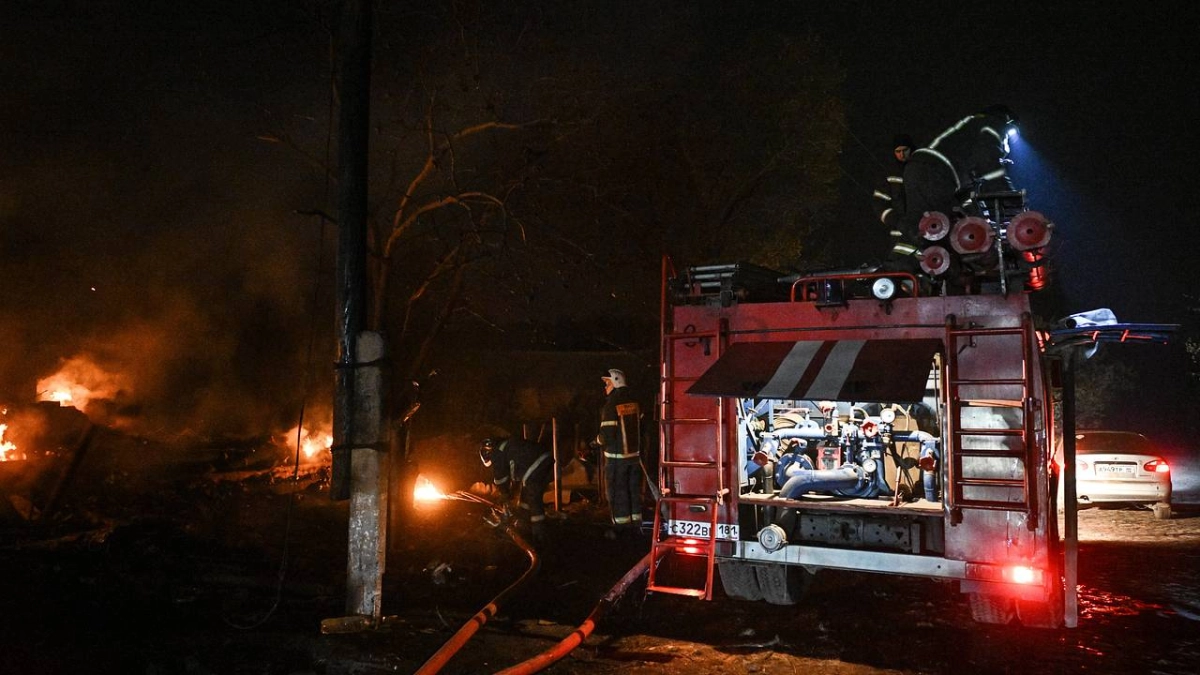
[612,515,631,525]
[889,229,903,238]
[887,175,904,184]
[981,125,1002,141]
[601,420,619,428]
[522,451,552,483]
[879,208,893,224]
[892,242,919,256]
[605,452,640,459]
[982,167,1007,181]
[873,189,891,201]
[913,148,960,190]
[928,115,975,148]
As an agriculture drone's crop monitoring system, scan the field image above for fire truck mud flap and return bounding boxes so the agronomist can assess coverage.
[717,560,764,601]
[968,593,1016,625]
[718,560,813,605]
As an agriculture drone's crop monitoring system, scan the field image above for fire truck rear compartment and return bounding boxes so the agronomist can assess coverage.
[736,496,946,555]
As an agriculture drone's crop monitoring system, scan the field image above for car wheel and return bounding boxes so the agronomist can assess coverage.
[717,560,763,601]
[755,563,812,605]
[1153,502,1172,520]
[969,592,1016,625]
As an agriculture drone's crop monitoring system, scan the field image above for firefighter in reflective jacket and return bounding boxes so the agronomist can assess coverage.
[479,436,554,540]
[594,368,643,529]
[873,133,914,263]
[887,105,1018,269]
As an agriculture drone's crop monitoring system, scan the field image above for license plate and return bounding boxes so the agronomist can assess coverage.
[666,520,739,540]
[1094,463,1136,476]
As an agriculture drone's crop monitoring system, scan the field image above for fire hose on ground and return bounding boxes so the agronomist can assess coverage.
[494,551,651,675]
[414,491,540,675]
[414,490,652,675]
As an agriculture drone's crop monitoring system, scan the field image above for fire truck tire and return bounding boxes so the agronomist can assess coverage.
[968,593,1016,625]
[717,561,764,601]
[755,563,812,606]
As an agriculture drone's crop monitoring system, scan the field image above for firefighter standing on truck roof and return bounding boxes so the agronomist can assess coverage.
[884,105,1019,271]
[872,133,914,263]
[479,435,554,543]
[593,368,643,533]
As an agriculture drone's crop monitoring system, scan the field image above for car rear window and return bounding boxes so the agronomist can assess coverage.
[1076,432,1154,454]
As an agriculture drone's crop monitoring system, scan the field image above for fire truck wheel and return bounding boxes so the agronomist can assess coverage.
[968,593,1016,625]
[755,563,812,606]
[717,561,764,601]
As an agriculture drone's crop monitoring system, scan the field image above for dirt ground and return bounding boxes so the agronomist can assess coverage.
[2,429,1199,675]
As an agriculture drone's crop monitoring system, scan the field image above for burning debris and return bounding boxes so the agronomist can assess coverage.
[1,425,20,462]
[280,423,334,464]
[35,355,130,419]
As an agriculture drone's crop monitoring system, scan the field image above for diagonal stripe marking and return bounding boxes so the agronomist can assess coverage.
[759,341,823,399]
[804,340,865,399]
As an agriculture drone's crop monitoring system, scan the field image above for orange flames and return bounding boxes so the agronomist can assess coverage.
[36,355,129,414]
[413,474,447,502]
[1,421,23,462]
[282,424,333,463]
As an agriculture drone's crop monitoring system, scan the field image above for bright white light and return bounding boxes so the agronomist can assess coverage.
[1009,565,1037,584]
[413,475,447,503]
[871,277,896,300]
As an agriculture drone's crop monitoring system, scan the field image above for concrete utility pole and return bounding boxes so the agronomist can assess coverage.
[330,0,388,624]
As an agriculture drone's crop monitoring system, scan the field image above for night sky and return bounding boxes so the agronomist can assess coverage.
[2,1,1196,444]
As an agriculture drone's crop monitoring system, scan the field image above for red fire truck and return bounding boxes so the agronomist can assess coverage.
[646,196,1173,627]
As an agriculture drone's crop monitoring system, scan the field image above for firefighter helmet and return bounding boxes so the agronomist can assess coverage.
[479,438,495,467]
[982,103,1017,126]
[602,368,627,388]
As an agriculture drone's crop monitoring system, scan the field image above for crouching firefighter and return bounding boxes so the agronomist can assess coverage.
[594,369,644,531]
[479,436,555,542]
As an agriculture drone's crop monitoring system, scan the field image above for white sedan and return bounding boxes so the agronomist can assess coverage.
[1060,430,1173,520]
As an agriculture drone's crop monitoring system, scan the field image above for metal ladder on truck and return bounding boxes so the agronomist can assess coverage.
[944,313,1039,528]
[647,314,728,600]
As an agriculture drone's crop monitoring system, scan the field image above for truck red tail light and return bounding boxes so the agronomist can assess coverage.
[967,562,1044,586]
[1007,565,1039,585]
[1143,459,1170,473]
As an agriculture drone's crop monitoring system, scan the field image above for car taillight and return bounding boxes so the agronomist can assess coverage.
[1143,459,1170,473]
